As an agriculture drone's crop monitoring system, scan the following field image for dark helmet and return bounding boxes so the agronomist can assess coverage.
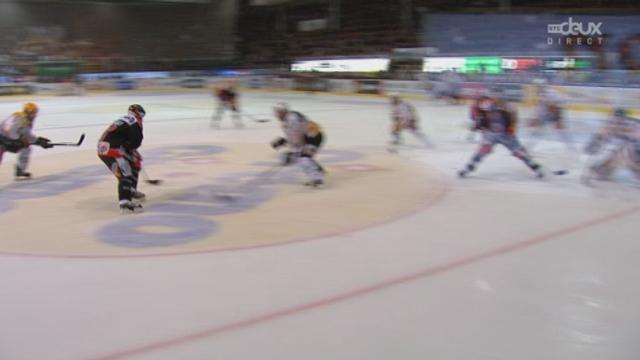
[128,104,146,118]
[613,107,626,118]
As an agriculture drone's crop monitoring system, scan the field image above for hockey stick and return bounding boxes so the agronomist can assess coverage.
[242,113,271,123]
[141,168,163,185]
[50,133,85,147]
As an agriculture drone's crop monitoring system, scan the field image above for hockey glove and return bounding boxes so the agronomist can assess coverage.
[127,150,143,169]
[35,137,53,149]
[130,149,143,161]
[271,137,287,149]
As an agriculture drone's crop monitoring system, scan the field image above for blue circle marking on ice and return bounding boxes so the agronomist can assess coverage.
[250,149,365,167]
[0,165,106,214]
[95,168,279,248]
[95,148,370,249]
[147,144,226,163]
[99,215,218,248]
[0,199,15,213]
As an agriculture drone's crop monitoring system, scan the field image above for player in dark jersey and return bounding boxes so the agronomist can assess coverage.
[211,81,243,128]
[97,104,146,213]
[458,98,544,179]
[467,93,493,142]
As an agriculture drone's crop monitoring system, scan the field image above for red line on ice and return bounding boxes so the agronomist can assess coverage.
[88,204,640,360]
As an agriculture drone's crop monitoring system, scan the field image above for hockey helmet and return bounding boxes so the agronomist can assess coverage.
[128,104,146,119]
[273,102,288,120]
[613,107,627,118]
[22,102,39,119]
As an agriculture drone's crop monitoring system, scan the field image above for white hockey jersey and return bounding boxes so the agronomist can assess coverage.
[391,101,417,124]
[0,112,36,143]
[282,111,321,150]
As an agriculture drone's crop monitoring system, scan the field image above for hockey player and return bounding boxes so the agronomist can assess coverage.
[433,70,463,104]
[0,102,53,179]
[467,92,494,142]
[271,103,325,187]
[458,97,545,178]
[583,108,640,183]
[211,81,243,128]
[389,94,433,148]
[527,82,573,150]
[97,104,146,213]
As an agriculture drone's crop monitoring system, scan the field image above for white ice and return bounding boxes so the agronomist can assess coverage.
[0,91,638,360]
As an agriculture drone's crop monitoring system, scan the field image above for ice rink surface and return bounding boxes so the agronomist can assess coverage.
[0,90,638,360]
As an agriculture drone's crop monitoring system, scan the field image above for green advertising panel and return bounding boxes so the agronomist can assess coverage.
[464,57,503,74]
[36,61,81,82]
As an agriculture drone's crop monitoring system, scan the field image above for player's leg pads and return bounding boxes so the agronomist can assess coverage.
[16,146,31,173]
[119,176,135,201]
[299,157,323,183]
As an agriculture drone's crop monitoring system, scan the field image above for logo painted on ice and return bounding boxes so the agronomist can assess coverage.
[547,17,602,36]
[98,148,366,248]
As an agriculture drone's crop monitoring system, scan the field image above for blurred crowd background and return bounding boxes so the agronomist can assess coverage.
[0,0,639,90]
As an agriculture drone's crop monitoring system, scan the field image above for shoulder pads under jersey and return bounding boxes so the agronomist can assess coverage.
[117,115,137,126]
[289,111,308,123]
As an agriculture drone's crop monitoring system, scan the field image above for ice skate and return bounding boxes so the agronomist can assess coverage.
[531,164,545,179]
[304,179,324,188]
[119,200,143,214]
[458,164,474,178]
[14,166,32,180]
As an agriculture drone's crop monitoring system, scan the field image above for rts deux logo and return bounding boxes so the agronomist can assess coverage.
[547,17,605,46]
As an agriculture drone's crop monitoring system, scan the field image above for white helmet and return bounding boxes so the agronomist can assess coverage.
[274,102,288,113]
[273,102,289,120]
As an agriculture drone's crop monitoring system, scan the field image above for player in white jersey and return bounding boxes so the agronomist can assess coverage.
[527,83,573,150]
[389,95,433,148]
[271,103,325,187]
[433,70,463,104]
[0,102,53,179]
[583,108,640,183]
